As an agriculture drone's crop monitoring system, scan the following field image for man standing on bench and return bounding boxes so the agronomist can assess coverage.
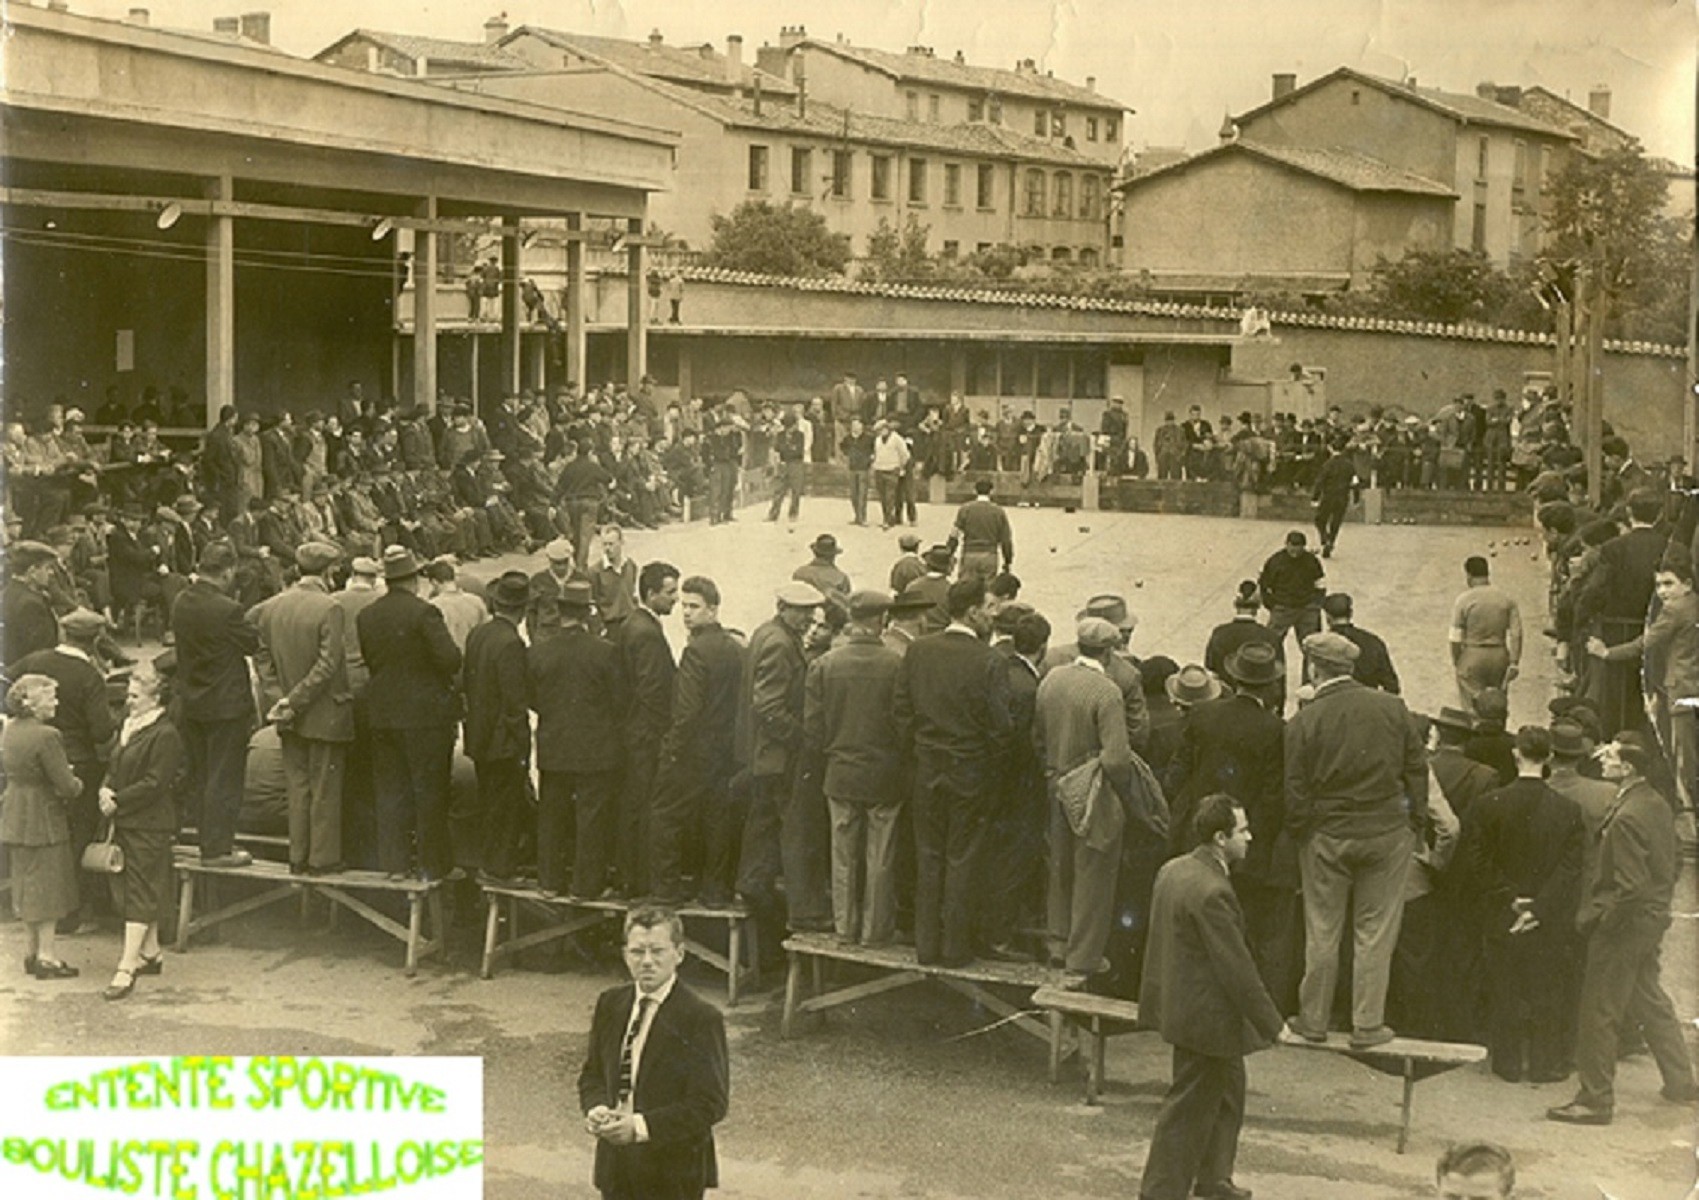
[1138,794,1282,1200]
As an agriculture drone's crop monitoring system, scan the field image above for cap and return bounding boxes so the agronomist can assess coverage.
[1165,664,1223,707]
[810,533,841,557]
[60,607,107,638]
[381,545,421,582]
[350,556,380,577]
[295,542,340,573]
[1301,631,1360,669]
[847,589,893,618]
[1076,616,1122,651]
[776,581,826,608]
[544,538,575,563]
[898,533,922,552]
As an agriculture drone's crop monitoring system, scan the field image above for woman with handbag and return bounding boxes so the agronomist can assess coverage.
[1,673,85,979]
[96,662,183,1001]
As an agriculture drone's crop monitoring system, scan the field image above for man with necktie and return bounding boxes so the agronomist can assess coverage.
[579,906,729,1200]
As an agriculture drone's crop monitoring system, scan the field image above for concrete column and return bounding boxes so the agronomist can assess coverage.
[565,212,586,389]
[626,217,648,386]
[500,216,521,396]
[469,334,480,410]
[678,343,693,402]
[204,174,234,424]
[413,196,438,412]
[528,337,547,392]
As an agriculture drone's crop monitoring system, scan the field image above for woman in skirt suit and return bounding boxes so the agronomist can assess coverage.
[98,663,183,1001]
[1,674,85,978]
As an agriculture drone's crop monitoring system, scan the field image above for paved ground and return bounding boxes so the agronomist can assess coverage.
[4,498,1694,1200]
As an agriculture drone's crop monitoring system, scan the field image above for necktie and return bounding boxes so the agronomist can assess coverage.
[616,996,654,1103]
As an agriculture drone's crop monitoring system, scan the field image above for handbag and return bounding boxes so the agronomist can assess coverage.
[81,822,124,875]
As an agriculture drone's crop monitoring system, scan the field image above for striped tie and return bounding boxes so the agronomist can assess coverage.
[616,996,654,1103]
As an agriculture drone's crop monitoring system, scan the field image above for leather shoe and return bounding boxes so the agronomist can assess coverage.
[103,969,136,1002]
[1195,1182,1253,1200]
[1546,1100,1612,1125]
[1661,1082,1699,1104]
[22,954,36,976]
[32,959,80,980]
[1284,1017,1327,1044]
[135,954,164,977]
[1350,1025,1397,1049]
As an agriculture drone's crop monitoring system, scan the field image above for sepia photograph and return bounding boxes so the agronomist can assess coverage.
[1,0,1695,1196]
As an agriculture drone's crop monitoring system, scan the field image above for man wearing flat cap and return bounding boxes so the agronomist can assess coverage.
[737,581,829,940]
[3,541,63,671]
[803,589,905,946]
[357,546,463,881]
[888,533,926,596]
[1043,594,1151,755]
[1034,616,1136,978]
[249,542,353,874]
[530,538,588,641]
[1282,629,1427,1049]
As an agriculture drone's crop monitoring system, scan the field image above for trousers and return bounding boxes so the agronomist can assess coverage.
[1138,1047,1247,1200]
[912,777,990,966]
[538,769,617,897]
[280,733,345,869]
[1297,824,1413,1034]
[474,757,530,881]
[183,715,251,860]
[1573,912,1695,1109]
[828,797,902,945]
[372,725,454,877]
[1046,786,1122,973]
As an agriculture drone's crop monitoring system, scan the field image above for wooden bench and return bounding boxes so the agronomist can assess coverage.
[781,932,1066,1051]
[173,852,447,976]
[478,885,759,1005]
[1278,1030,1488,1153]
[1031,985,1144,1105]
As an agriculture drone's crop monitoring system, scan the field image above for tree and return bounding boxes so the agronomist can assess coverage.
[703,201,850,277]
[1361,249,1514,324]
[862,214,935,282]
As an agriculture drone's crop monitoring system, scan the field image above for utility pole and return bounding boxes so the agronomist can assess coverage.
[1583,255,1607,509]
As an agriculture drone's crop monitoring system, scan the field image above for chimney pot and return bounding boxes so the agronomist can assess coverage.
[127,7,149,25]
[1476,80,1497,99]
[725,34,743,82]
[483,14,508,45]
[648,28,663,48]
[1272,72,1296,99]
[1085,75,1096,92]
[238,11,270,45]
[954,50,965,64]
[1588,85,1611,119]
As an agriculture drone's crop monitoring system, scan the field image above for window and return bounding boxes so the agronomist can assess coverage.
[1471,201,1487,251]
[1350,89,1361,105]
[1023,169,1045,216]
[1038,350,1072,396]
[908,158,928,204]
[988,97,1003,125]
[1086,116,1099,142]
[1104,116,1117,141]
[1034,110,1048,136]
[831,150,853,198]
[871,155,892,200]
[967,347,998,395]
[747,145,769,191]
[906,91,919,121]
[944,163,962,207]
[968,97,984,122]
[941,239,960,259]
[1079,175,1101,220]
[976,241,993,255]
[1052,172,1073,217]
[791,147,812,195]
[976,163,996,209]
[1477,135,1490,177]
[1000,348,1034,396]
[1512,139,1527,195]
[1051,111,1066,137]
[928,94,941,122]
[1050,246,1072,263]
[1077,247,1100,268]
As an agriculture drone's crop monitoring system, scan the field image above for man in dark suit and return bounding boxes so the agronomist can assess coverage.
[172,541,259,867]
[736,581,826,936]
[1586,490,1668,735]
[463,572,534,886]
[580,905,729,1200]
[614,562,680,897]
[1139,795,1283,1200]
[356,546,462,881]
[1321,592,1400,694]
[650,577,744,906]
[529,580,627,899]
[892,576,1011,966]
[3,542,63,671]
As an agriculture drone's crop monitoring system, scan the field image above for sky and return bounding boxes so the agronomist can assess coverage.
[56,0,1699,164]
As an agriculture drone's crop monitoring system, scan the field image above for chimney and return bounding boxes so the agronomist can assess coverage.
[238,11,270,45]
[648,28,663,49]
[954,50,965,65]
[213,15,240,34]
[1405,75,1418,89]
[1085,75,1096,92]
[1272,72,1296,99]
[46,0,70,10]
[779,24,806,50]
[1218,113,1239,143]
[1588,85,1611,119]
[726,34,743,83]
[483,14,508,44]
[1475,80,1497,99]
[795,62,807,118]
[698,44,714,61]
[127,7,149,25]
[1493,85,1522,108]
[752,72,763,117]
[906,45,926,56]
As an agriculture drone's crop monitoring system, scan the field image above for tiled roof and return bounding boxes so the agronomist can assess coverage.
[1518,86,1637,142]
[324,29,527,70]
[796,39,1129,112]
[508,26,794,95]
[618,264,1682,356]
[1235,67,1575,139]
[644,77,1106,167]
[1116,140,1456,197]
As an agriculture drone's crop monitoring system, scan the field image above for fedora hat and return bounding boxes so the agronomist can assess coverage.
[1165,664,1222,707]
[1224,642,1282,687]
[381,545,421,582]
[889,589,936,614]
[1080,594,1135,632]
[810,533,841,557]
[489,571,532,609]
[1430,706,1478,733]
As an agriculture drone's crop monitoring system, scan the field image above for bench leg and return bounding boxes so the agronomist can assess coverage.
[481,895,501,979]
[811,955,824,996]
[1086,1016,1104,1106]
[727,918,742,1007]
[782,953,804,1038]
[405,894,422,977]
[745,919,759,993]
[1397,1058,1414,1154]
[175,873,195,952]
[1048,1011,1064,1084]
